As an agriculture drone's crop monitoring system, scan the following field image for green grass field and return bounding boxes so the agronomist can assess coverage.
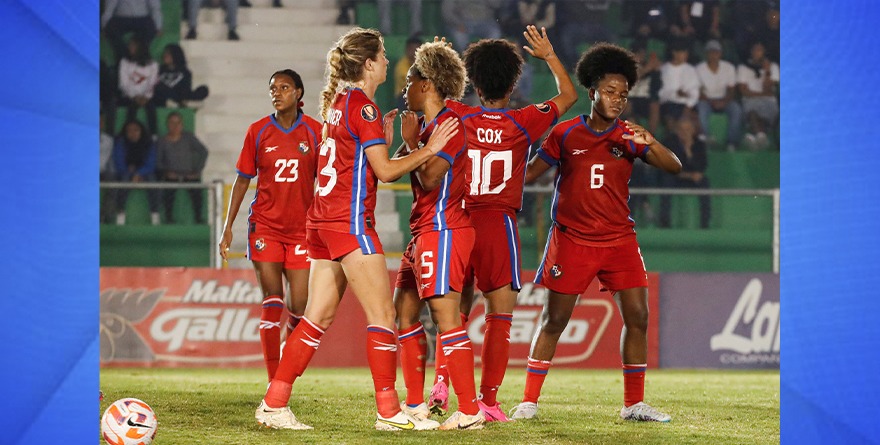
[100,368,779,445]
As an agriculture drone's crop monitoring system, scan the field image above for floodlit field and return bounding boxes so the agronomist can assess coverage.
[100,367,779,445]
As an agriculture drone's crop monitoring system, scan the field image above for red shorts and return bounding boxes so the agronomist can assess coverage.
[247,233,309,270]
[306,228,384,261]
[535,224,648,295]
[395,227,475,299]
[462,210,522,291]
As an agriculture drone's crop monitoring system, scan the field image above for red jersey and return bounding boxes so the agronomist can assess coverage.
[307,88,386,234]
[407,108,470,237]
[236,113,321,244]
[446,99,559,214]
[537,116,649,246]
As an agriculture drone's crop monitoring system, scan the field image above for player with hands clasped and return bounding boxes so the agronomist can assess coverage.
[509,42,681,423]
[219,69,320,384]
[255,27,458,432]
[392,41,485,430]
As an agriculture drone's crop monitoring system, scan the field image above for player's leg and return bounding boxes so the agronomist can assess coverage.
[428,292,484,430]
[477,284,516,420]
[395,284,430,419]
[283,268,308,336]
[253,260,286,382]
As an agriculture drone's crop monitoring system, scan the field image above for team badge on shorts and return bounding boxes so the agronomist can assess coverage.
[611,146,624,159]
[254,238,266,251]
[361,104,378,122]
[550,264,563,278]
[298,141,309,153]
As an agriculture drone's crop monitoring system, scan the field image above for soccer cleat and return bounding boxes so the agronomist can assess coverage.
[439,410,486,430]
[255,400,313,430]
[428,381,449,416]
[619,402,671,423]
[400,401,431,421]
[478,400,511,422]
[509,401,538,420]
[375,410,440,431]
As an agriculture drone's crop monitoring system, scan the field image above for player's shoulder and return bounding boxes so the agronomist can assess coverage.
[438,106,463,122]
[445,99,479,118]
[247,115,274,133]
[551,115,584,135]
[346,88,381,123]
[516,101,555,116]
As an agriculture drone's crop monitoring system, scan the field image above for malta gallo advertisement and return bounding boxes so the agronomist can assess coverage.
[100,268,659,369]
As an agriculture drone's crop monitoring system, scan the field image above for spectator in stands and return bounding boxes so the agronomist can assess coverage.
[753,4,780,63]
[659,117,711,229]
[622,0,670,42]
[441,0,503,52]
[668,0,721,43]
[727,0,776,62]
[624,38,663,225]
[157,112,209,224]
[737,40,779,150]
[113,119,160,225]
[696,39,742,151]
[658,38,700,131]
[154,43,210,107]
[101,0,163,64]
[379,0,422,35]
[336,0,355,25]
[186,0,240,41]
[394,36,422,112]
[118,35,159,136]
[555,0,615,68]
[100,111,117,223]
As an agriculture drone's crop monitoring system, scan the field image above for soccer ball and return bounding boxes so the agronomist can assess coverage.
[101,398,158,445]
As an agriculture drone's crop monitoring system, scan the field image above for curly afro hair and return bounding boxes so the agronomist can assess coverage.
[575,42,639,91]
[414,41,467,100]
[462,39,524,102]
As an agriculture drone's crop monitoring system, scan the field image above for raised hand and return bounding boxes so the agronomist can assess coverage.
[383,108,399,145]
[523,25,555,60]
[622,120,656,146]
[400,110,420,152]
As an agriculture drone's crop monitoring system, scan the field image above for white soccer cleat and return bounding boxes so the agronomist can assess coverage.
[375,410,440,431]
[255,400,313,430]
[400,401,432,421]
[619,402,671,422]
[509,401,538,420]
[438,410,486,430]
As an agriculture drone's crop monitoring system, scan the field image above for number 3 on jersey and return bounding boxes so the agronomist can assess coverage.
[317,137,338,196]
[468,149,512,195]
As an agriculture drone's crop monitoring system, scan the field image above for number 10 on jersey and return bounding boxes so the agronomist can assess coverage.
[467,149,512,196]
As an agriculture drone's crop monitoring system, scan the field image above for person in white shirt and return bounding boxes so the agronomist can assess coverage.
[696,40,742,151]
[658,39,700,131]
[737,40,779,149]
[118,36,159,136]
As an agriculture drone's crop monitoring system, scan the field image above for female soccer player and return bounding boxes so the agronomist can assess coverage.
[509,42,681,422]
[392,41,484,430]
[419,26,578,422]
[219,69,320,383]
[255,27,459,432]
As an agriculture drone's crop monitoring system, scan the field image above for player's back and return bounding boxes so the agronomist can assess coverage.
[446,100,559,215]
[307,88,386,235]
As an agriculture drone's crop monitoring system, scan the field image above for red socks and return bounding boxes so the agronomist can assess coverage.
[523,357,552,403]
[440,327,479,415]
[259,295,285,381]
[479,313,512,405]
[623,364,647,407]
[398,323,427,406]
[264,317,326,408]
[433,312,467,386]
[285,310,302,338]
[367,325,401,417]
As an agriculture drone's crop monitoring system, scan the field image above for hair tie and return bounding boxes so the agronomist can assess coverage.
[298,101,304,108]
[336,46,345,56]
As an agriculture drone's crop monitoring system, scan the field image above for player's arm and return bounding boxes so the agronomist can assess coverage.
[525,154,554,184]
[365,118,460,183]
[414,156,452,191]
[622,120,682,174]
[523,25,577,115]
[219,174,251,261]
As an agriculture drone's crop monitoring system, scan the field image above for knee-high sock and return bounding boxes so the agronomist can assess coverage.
[522,357,552,404]
[479,313,513,405]
[367,325,401,418]
[264,317,325,408]
[285,310,302,338]
[440,327,479,415]
[398,323,427,406]
[433,312,468,386]
[623,363,647,407]
[259,295,285,381]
